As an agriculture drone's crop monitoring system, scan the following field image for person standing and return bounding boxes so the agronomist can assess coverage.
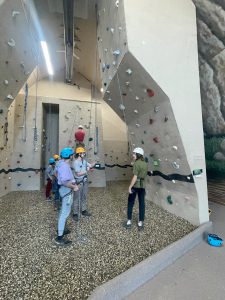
[72,147,94,220]
[52,154,60,201]
[45,158,55,200]
[74,125,85,148]
[55,148,79,246]
[126,147,148,230]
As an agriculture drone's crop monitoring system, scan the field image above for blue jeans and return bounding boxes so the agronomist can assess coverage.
[58,186,73,236]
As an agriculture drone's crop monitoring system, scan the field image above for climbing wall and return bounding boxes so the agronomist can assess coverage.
[96,0,208,225]
[10,74,107,192]
[0,0,36,196]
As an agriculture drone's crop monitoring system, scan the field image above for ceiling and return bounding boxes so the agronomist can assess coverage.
[31,0,100,88]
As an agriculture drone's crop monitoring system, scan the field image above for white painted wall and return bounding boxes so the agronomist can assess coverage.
[124,0,208,224]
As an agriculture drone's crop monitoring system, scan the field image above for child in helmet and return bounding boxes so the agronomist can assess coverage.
[126,147,148,230]
[45,158,55,200]
[72,147,94,220]
[55,147,79,246]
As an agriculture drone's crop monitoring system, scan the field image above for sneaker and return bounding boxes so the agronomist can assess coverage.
[82,210,91,217]
[138,221,144,230]
[125,220,132,229]
[55,237,72,246]
[73,214,78,221]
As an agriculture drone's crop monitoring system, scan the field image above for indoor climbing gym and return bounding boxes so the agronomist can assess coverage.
[0,0,224,299]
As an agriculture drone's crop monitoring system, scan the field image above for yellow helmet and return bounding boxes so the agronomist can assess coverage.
[53,154,60,160]
[76,147,86,154]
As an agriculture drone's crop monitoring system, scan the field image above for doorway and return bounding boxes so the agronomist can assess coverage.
[41,103,59,187]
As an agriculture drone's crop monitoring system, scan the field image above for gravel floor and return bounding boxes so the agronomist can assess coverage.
[0,181,196,300]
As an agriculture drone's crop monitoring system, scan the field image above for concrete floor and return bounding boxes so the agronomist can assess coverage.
[126,202,225,300]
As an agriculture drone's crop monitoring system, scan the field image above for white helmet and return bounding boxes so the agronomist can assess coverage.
[133,147,144,156]
[78,125,83,129]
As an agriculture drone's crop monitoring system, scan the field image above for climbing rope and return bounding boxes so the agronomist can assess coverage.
[116,72,134,155]
[22,82,28,142]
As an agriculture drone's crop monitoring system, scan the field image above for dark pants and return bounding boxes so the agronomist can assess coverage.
[45,178,52,198]
[127,188,145,221]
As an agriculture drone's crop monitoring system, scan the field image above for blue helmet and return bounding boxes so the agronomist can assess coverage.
[60,147,74,159]
[49,158,55,164]
[207,234,223,247]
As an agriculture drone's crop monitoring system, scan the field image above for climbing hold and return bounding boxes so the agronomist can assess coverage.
[106,64,110,69]
[172,161,179,169]
[134,109,138,114]
[130,132,135,135]
[167,195,173,205]
[172,146,178,151]
[106,90,110,94]
[119,104,125,111]
[89,137,93,142]
[110,28,115,34]
[164,116,169,122]
[118,26,122,31]
[64,115,69,120]
[153,160,160,166]
[154,106,160,113]
[102,63,106,72]
[172,180,176,183]
[187,176,191,180]
[115,0,119,7]
[17,183,22,187]
[153,137,159,143]
[19,154,23,157]
[135,96,139,101]
[144,157,148,163]
[113,49,120,56]
[146,89,154,97]
[6,94,14,100]
[126,69,132,75]
[104,48,108,53]
[108,98,112,101]
[12,10,20,18]
[112,61,117,66]
[0,109,3,114]
[149,118,154,124]
[9,177,11,180]
[125,81,130,86]
[136,124,140,128]
[122,93,127,96]
[4,80,9,85]
[144,131,147,134]
[7,38,16,47]
[17,161,20,164]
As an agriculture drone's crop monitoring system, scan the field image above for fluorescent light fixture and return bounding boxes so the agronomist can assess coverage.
[40,41,54,76]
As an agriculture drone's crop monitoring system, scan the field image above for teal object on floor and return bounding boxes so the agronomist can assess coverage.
[207,234,223,247]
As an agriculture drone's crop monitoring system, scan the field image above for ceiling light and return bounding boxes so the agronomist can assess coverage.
[40,41,54,76]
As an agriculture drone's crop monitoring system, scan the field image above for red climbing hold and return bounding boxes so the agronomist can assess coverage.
[17,161,20,164]
[153,137,159,143]
[147,89,154,97]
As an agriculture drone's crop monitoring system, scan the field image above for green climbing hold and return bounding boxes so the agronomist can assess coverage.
[89,137,93,141]
[153,160,159,167]
[167,195,173,205]
[141,140,144,145]
[144,131,147,134]
[144,157,149,163]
